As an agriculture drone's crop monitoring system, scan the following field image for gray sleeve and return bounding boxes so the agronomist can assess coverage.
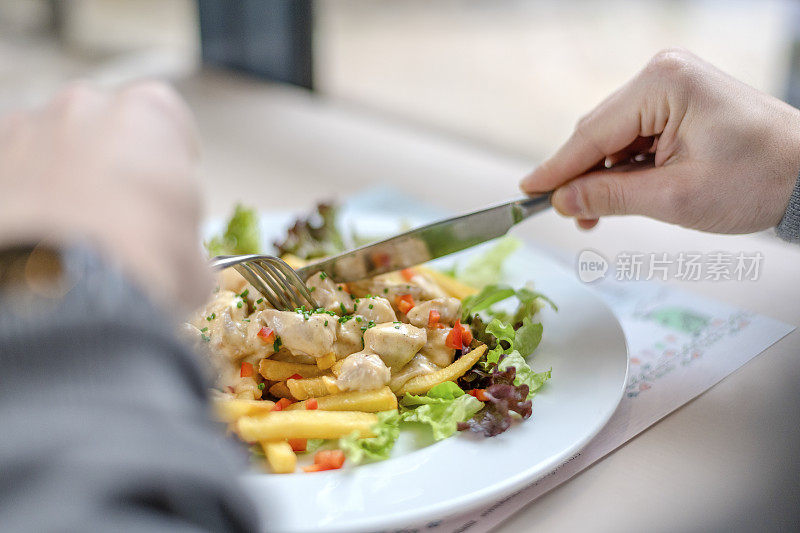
[776,171,800,243]
[0,246,260,533]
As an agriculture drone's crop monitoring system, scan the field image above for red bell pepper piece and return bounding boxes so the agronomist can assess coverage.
[395,294,415,314]
[428,309,441,328]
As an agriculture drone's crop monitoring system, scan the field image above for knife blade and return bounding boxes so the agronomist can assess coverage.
[295,193,551,283]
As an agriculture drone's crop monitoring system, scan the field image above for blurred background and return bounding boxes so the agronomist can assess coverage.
[2,0,799,213]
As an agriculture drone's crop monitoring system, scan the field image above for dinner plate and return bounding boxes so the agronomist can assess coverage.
[206,210,628,533]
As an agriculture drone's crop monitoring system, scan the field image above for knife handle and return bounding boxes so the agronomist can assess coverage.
[514,193,553,223]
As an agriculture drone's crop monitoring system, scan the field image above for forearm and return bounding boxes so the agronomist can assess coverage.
[0,245,258,532]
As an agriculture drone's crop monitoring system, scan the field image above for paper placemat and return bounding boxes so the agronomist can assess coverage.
[341,189,795,533]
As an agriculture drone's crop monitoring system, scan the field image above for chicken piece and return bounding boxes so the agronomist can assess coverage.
[334,319,365,359]
[347,273,437,302]
[406,273,448,300]
[336,352,391,392]
[218,268,248,293]
[270,349,316,365]
[389,354,441,391]
[241,319,279,357]
[305,271,355,314]
[406,297,462,328]
[419,326,456,367]
[192,290,250,360]
[363,322,427,370]
[239,284,273,312]
[257,309,336,358]
[353,296,396,324]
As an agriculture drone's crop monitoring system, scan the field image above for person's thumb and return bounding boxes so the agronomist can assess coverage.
[551,167,675,220]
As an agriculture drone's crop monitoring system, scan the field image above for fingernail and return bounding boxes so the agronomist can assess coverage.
[553,184,583,216]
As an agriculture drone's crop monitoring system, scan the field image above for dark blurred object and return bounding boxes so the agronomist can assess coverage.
[198,0,313,89]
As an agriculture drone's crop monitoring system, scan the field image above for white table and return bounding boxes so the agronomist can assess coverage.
[180,71,800,532]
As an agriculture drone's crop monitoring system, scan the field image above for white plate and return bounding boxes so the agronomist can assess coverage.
[207,212,628,533]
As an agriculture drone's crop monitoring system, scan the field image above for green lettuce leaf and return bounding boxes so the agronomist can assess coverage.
[206,204,261,256]
[305,439,326,453]
[461,284,516,319]
[455,236,521,289]
[485,318,515,347]
[514,317,543,357]
[399,383,484,440]
[497,351,552,399]
[338,411,400,464]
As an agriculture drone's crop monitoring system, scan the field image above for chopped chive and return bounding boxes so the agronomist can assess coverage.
[383,288,389,294]
[356,316,363,323]
[206,313,216,321]
[239,289,249,298]
[256,298,264,304]
[309,287,316,292]
[339,302,346,315]
[258,383,265,390]
[273,336,282,352]
[237,301,243,308]
[368,304,374,309]
[324,320,329,326]
[200,327,208,332]
[319,272,328,280]
[201,333,211,342]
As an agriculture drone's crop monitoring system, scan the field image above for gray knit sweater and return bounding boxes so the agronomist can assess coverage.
[0,246,259,532]
[777,171,800,243]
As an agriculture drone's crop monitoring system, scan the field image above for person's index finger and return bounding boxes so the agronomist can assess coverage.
[520,80,646,193]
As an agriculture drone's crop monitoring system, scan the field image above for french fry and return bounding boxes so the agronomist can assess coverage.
[261,441,297,473]
[212,397,275,423]
[286,386,398,412]
[286,376,339,400]
[323,376,341,395]
[316,352,336,370]
[396,344,487,395]
[237,410,378,441]
[416,265,478,300]
[259,359,327,381]
[234,376,262,400]
[269,381,294,399]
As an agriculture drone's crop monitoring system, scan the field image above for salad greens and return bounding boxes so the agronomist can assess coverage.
[338,411,400,463]
[450,236,522,289]
[457,366,533,437]
[399,382,484,441]
[274,202,347,260]
[340,383,485,464]
[206,204,261,256]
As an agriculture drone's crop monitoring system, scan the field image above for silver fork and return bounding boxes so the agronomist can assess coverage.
[209,255,318,311]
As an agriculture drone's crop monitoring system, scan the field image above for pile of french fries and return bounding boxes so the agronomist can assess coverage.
[213,262,484,474]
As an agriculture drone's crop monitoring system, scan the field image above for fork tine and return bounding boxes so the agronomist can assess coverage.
[250,261,295,310]
[259,260,304,310]
[261,260,306,309]
[233,264,283,310]
[268,257,319,309]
